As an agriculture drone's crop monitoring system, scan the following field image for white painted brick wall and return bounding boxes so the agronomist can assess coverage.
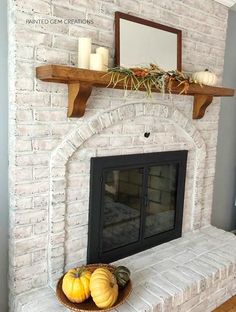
[8,0,230,310]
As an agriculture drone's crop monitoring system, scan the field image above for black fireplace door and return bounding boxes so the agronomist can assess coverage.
[87,151,187,264]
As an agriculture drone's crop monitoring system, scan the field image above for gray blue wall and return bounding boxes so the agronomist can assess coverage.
[0,0,8,310]
[212,9,236,231]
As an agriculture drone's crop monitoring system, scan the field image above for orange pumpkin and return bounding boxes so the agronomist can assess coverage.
[90,268,119,308]
[62,267,91,303]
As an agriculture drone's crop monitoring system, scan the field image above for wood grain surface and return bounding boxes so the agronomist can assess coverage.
[36,65,235,119]
[214,296,236,312]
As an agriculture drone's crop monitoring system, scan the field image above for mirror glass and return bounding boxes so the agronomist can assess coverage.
[115,12,182,71]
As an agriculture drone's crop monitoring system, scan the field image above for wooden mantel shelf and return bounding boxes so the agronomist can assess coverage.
[36,65,235,119]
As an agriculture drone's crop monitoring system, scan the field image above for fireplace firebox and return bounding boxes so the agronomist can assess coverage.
[87,151,187,264]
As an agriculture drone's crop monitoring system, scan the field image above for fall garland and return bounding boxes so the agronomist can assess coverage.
[107,64,194,97]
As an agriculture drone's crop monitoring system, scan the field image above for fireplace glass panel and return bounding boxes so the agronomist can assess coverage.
[145,164,177,238]
[88,151,187,264]
[102,168,142,252]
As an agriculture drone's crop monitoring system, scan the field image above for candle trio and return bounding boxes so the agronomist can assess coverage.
[78,38,109,71]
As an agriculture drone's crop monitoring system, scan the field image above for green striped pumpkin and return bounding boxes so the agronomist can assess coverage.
[114,266,131,288]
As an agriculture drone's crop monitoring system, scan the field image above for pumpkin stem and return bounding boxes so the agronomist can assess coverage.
[75,266,85,278]
[205,69,209,71]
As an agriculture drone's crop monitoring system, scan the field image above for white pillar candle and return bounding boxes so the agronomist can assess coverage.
[78,37,91,69]
[89,53,103,71]
[96,47,109,71]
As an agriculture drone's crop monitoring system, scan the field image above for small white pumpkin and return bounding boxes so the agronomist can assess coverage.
[192,69,218,86]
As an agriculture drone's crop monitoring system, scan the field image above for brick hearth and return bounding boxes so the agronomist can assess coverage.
[15,226,236,312]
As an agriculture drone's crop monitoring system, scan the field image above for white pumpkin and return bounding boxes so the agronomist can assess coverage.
[192,69,218,86]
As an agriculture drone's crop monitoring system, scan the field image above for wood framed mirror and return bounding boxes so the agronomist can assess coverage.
[115,12,182,71]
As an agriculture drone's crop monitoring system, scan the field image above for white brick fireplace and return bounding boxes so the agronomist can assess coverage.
[49,101,207,283]
[8,0,236,311]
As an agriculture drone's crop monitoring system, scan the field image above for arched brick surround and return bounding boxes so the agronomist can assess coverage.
[49,102,206,286]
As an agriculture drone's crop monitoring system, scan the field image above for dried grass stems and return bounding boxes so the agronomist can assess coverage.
[105,64,194,97]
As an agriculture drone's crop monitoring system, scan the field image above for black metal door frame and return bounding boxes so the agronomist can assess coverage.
[87,151,188,264]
